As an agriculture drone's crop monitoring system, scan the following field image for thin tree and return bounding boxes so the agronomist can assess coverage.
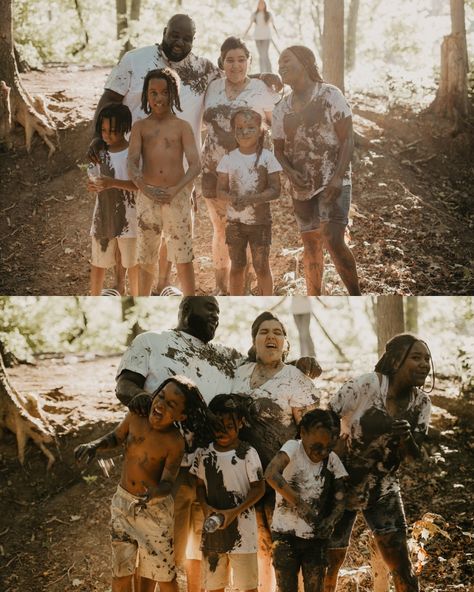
[0,0,56,154]
[430,0,470,128]
[322,0,345,91]
[375,295,405,357]
[405,296,419,334]
[345,0,360,71]
[116,0,142,58]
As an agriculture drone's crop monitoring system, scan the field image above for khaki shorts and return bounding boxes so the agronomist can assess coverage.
[201,552,258,590]
[110,485,175,582]
[91,237,137,269]
[136,187,193,268]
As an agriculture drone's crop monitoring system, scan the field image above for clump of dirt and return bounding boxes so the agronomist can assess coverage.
[0,66,473,296]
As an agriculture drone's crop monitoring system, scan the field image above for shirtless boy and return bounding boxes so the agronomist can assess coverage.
[75,376,210,592]
[128,68,201,296]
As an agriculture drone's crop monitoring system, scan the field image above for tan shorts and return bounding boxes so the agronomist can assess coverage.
[110,485,175,582]
[136,187,193,268]
[91,237,137,269]
[201,552,258,590]
[172,467,203,566]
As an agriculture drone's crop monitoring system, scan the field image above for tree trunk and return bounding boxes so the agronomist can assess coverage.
[71,0,89,56]
[430,0,469,124]
[345,0,360,71]
[405,296,418,334]
[0,346,55,468]
[116,0,128,41]
[0,0,56,155]
[121,297,143,346]
[322,0,344,92]
[123,0,141,54]
[375,296,405,357]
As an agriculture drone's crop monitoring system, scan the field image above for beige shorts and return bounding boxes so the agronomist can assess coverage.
[91,237,137,269]
[172,467,203,566]
[136,187,193,268]
[110,485,175,582]
[201,551,258,590]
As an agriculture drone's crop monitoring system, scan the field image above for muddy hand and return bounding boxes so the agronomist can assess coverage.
[295,356,322,379]
[129,393,152,416]
[260,72,283,92]
[74,442,98,464]
[392,419,412,440]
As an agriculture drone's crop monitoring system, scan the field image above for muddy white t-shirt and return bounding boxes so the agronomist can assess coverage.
[190,442,262,554]
[105,44,219,149]
[272,82,352,200]
[272,443,348,539]
[202,77,278,178]
[231,363,320,468]
[90,147,137,239]
[329,372,432,509]
[116,330,242,403]
[217,148,282,224]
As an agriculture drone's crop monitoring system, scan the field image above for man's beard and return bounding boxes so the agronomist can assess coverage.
[187,313,216,343]
[161,37,192,62]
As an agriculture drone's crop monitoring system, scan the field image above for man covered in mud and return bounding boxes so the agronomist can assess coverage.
[273,45,361,296]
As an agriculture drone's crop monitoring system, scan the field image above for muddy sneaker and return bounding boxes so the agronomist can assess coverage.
[100,288,121,296]
[159,286,183,296]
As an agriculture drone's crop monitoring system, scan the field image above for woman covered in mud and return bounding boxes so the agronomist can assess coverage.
[231,311,320,592]
[326,333,433,592]
[201,36,279,295]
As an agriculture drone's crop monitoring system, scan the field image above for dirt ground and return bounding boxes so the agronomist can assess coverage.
[0,65,473,296]
[0,354,472,592]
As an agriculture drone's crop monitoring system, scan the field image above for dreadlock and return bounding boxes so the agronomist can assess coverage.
[95,103,132,136]
[230,108,265,167]
[297,408,340,439]
[141,68,182,115]
[286,45,323,83]
[247,310,288,362]
[374,333,435,392]
[151,375,215,449]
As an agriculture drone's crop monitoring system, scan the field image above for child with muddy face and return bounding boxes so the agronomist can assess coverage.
[74,376,213,592]
[190,393,265,592]
[127,68,201,296]
[264,409,347,592]
[87,103,139,296]
[216,108,282,295]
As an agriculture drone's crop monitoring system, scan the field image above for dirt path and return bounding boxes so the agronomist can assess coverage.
[0,66,473,296]
[0,355,472,592]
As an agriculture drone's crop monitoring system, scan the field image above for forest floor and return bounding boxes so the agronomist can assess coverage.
[0,65,473,296]
[0,354,472,592]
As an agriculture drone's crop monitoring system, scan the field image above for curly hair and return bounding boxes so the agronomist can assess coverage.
[95,103,132,137]
[141,68,182,115]
[298,408,340,439]
[151,376,214,449]
[247,311,289,362]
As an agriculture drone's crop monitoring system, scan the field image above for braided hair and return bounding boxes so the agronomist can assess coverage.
[298,408,340,439]
[141,68,182,115]
[374,333,435,392]
[230,107,265,167]
[208,393,254,430]
[286,45,323,83]
[95,103,132,136]
[151,376,215,449]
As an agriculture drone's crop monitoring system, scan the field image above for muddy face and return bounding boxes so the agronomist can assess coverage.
[233,111,261,152]
[253,319,287,365]
[213,412,242,451]
[278,49,305,87]
[301,426,333,464]
[147,78,170,116]
[161,16,194,62]
[148,381,186,430]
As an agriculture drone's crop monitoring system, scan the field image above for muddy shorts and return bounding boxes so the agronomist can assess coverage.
[272,532,327,591]
[136,187,193,269]
[328,490,408,549]
[91,237,137,269]
[225,221,272,267]
[201,551,258,590]
[110,485,175,581]
[292,185,351,233]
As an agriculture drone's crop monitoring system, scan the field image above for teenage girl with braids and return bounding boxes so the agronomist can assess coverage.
[74,376,215,592]
[216,107,282,295]
[326,334,434,592]
[128,68,201,296]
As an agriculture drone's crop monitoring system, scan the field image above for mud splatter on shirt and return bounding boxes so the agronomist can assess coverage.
[105,44,219,149]
[232,363,320,469]
[217,148,282,224]
[90,148,136,240]
[202,77,278,192]
[190,442,262,554]
[272,443,348,539]
[272,82,352,200]
[329,372,432,510]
